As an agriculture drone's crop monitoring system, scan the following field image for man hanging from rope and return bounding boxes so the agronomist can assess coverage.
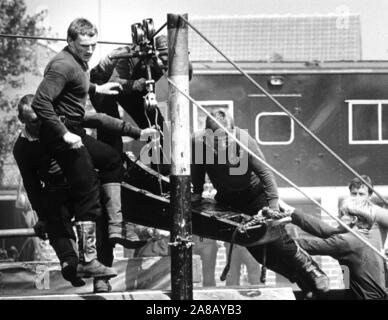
[191,109,330,297]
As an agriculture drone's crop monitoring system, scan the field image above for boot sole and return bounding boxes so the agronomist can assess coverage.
[109,237,147,249]
[77,272,118,279]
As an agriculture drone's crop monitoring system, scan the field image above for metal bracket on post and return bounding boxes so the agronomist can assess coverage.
[168,235,195,249]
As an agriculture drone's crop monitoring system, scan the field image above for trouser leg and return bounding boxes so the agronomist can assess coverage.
[247,226,329,294]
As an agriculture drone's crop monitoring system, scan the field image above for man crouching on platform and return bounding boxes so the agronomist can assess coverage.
[191,109,330,297]
[14,94,155,291]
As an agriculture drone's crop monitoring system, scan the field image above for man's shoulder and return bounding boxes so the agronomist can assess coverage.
[45,49,79,76]
[109,45,132,56]
[13,135,38,159]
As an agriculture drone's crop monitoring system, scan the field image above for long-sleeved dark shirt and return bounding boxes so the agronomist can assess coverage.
[13,112,142,220]
[31,46,96,141]
[293,210,387,300]
[191,128,279,209]
[90,45,164,96]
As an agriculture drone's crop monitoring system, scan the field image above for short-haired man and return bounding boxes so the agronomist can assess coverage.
[89,34,169,154]
[290,195,388,300]
[30,18,145,280]
[15,94,155,290]
[191,109,330,297]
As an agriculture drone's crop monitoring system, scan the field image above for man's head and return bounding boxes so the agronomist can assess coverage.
[348,175,373,200]
[205,109,234,133]
[17,94,40,137]
[67,18,98,63]
[339,197,375,230]
[155,35,168,68]
[205,109,235,151]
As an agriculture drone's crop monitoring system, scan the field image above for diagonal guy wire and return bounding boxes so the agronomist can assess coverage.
[0,33,130,45]
[168,76,388,262]
[179,14,388,208]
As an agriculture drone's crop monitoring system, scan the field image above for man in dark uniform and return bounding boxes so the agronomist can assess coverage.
[191,109,330,296]
[290,197,388,299]
[15,94,156,290]
[30,18,148,280]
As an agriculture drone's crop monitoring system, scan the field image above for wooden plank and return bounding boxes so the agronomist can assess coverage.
[0,256,202,297]
[121,183,289,246]
[0,286,296,300]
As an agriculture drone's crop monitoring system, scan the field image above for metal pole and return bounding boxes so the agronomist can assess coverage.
[167,13,192,300]
[0,228,36,238]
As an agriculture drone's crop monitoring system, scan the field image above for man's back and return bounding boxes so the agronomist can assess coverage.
[296,212,387,300]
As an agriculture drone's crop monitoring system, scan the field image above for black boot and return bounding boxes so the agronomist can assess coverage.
[49,237,85,287]
[292,246,329,295]
[101,183,146,249]
[76,221,118,279]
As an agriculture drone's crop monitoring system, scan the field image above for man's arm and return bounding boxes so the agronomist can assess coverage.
[372,205,388,229]
[83,112,141,139]
[291,209,344,238]
[246,132,279,209]
[83,112,158,139]
[31,64,69,140]
[297,234,351,258]
[13,139,48,221]
[109,58,146,95]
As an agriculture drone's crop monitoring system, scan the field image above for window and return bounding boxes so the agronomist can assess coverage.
[255,112,294,145]
[192,100,234,131]
[347,100,388,144]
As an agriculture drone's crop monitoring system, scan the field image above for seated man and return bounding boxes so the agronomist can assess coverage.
[289,197,388,300]
[14,94,156,290]
[89,34,170,154]
[90,34,192,173]
[191,109,330,297]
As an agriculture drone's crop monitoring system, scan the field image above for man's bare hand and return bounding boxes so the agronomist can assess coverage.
[63,132,83,149]
[132,78,146,92]
[140,127,158,136]
[96,82,123,95]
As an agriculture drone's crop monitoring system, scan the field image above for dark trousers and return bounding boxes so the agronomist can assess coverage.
[45,187,113,267]
[41,122,123,222]
[96,214,114,267]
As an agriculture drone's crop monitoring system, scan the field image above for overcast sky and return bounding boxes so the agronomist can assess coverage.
[24,0,388,66]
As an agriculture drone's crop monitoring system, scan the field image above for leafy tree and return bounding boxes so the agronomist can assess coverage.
[0,0,49,187]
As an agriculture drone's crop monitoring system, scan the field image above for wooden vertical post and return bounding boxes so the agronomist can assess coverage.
[167,13,192,300]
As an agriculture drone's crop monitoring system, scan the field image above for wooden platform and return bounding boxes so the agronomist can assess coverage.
[0,256,201,297]
[0,286,296,300]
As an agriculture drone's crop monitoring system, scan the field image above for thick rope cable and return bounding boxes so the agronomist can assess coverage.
[144,108,164,195]
[0,21,166,45]
[0,33,130,45]
[167,77,388,262]
[178,15,388,208]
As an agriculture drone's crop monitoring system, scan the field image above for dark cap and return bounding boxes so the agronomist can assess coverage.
[155,35,168,51]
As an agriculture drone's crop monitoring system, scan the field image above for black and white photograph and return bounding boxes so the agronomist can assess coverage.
[1,0,388,308]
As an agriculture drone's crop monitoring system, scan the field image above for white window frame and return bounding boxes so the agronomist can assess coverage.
[347,100,388,145]
[255,112,294,145]
[192,100,234,131]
